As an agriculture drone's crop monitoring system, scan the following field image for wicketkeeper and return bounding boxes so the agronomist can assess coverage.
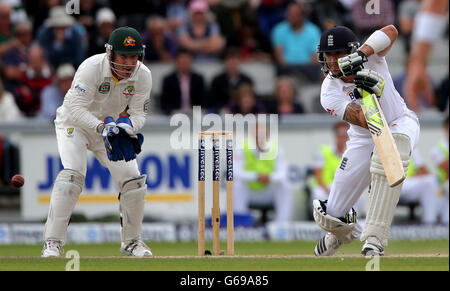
[313,25,420,256]
[41,26,153,257]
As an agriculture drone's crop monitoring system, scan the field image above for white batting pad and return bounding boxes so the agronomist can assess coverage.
[361,133,411,246]
[313,200,357,244]
[43,169,84,243]
[119,175,147,243]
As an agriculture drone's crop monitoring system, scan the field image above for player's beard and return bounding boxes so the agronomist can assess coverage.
[326,60,341,78]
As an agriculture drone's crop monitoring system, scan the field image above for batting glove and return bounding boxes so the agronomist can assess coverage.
[353,69,385,97]
[338,50,368,77]
[352,87,372,100]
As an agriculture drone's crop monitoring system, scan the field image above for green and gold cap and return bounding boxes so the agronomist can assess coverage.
[108,26,144,55]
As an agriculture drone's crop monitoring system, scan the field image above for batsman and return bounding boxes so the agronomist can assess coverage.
[313,25,420,256]
[41,26,153,257]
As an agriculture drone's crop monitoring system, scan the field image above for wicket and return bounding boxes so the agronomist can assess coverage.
[198,131,234,256]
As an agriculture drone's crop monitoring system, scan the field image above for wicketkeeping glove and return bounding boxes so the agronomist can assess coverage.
[102,116,124,161]
[353,69,385,97]
[337,50,368,77]
[115,116,144,161]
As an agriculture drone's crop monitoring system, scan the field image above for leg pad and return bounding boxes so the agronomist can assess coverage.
[119,175,147,243]
[44,169,84,243]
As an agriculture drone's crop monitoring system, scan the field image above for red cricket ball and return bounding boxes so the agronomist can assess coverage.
[11,174,24,188]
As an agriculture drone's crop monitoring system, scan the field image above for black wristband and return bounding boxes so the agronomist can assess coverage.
[356,50,368,62]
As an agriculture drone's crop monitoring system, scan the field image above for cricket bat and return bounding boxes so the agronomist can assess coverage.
[360,91,406,187]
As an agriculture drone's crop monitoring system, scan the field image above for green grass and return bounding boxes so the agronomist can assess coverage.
[0,240,448,271]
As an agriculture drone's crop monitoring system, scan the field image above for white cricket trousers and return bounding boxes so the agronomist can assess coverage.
[311,186,366,216]
[326,113,420,237]
[55,125,141,191]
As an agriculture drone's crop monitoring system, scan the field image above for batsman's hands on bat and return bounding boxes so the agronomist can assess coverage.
[338,50,368,76]
[116,116,144,161]
[353,69,385,98]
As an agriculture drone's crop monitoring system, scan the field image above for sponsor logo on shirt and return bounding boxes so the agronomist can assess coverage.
[339,157,348,170]
[347,90,357,101]
[143,99,150,113]
[98,82,111,94]
[66,128,74,137]
[123,85,135,96]
[326,108,335,116]
[74,84,86,94]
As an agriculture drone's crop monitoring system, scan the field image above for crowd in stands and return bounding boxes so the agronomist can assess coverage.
[0,0,448,121]
[0,0,448,225]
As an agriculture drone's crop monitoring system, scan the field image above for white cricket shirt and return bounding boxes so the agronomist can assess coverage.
[55,53,152,132]
[320,53,416,139]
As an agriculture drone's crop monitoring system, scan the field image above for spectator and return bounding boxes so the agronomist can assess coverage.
[88,7,116,57]
[400,149,440,224]
[265,76,305,115]
[350,0,395,41]
[75,0,101,33]
[142,15,176,63]
[398,0,422,54]
[228,82,265,115]
[14,44,53,117]
[255,0,290,37]
[0,77,23,121]
[1,19,33,93]
[37,6,85,69]
[207,47,253,113]
[165,0,188,47]
[404,0,448,113]
[233,121,293,223]
[178,0,225,61]
[393,56,435,110]
[309,0,351,31]
[166,0,189,29]
[2,0,28,25]
[160,49,206,115]
[29,0,63,37]
[74,0,102,51]
[207,0,253,46]
[0,3,19,58]
[271,2,321,66]
[38,63,75,121]
[430,116,449,225]
[229,17,273,62]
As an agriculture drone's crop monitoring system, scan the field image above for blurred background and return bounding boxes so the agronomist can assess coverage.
[0,0,448,244]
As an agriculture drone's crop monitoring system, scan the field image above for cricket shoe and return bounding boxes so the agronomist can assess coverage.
[120,239,153,257]
[361,237,384,256]
[41,239,63,257]
[314,232,342,256]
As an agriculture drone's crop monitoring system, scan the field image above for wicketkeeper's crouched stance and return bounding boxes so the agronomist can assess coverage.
[313,25,420,256]
[42,27,153,257]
